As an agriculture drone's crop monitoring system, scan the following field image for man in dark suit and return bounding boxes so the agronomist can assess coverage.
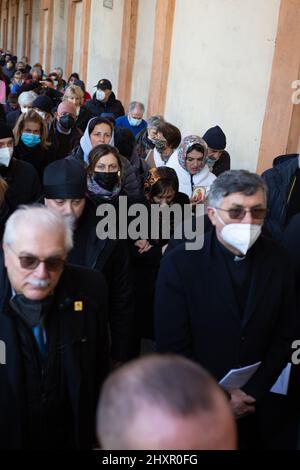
[43,158,134,365]
[0,205,109,449]
[155,170,296,447]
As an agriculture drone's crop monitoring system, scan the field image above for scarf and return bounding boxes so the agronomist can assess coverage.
[87,176,121,201]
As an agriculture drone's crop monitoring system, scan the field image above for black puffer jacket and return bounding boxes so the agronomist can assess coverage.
[0,157,41,208]
[85,91,125,118]
[70,145,142,198]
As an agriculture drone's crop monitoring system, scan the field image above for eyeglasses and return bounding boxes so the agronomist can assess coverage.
[215,207,268,220]
[8,245,65,271]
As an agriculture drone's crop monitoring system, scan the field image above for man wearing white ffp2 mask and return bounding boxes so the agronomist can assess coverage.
[0,133,14,168]
[0,145,13,167]
[213,209,262,256]
[207,181,266,256]
[156,169,297,448]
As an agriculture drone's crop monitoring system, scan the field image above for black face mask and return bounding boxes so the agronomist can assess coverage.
[93,171,119,191]
[59,114,76,131]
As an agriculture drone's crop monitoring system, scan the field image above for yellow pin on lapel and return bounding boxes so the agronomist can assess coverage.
[74,301,83,312]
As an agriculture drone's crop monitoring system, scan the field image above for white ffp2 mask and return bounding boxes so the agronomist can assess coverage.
[0,146,13,167]
[96,90,105,101]
[215,209,261,255]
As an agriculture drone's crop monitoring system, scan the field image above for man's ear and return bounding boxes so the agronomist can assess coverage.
[207,207,217,226]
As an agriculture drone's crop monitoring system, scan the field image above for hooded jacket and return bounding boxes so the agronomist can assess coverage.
[85,91,125,118]
[262,153,299,241]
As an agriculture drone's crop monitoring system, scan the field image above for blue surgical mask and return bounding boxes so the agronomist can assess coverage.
[128,116,142,127]
[21,132,41,147]
[207,157,217,169]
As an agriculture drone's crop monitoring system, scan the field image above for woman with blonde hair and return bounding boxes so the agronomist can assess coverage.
[63,84,92,132]
[13,109,55,181]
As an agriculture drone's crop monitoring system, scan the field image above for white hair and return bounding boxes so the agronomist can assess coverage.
[3,205,73,253]
[18,91,38,107]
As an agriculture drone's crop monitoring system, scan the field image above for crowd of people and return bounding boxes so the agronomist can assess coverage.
[0,49,299,451]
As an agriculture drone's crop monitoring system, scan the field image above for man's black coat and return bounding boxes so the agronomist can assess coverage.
[85,91,125,119]
[0,157,41,210]
[0,261,109,449]
[155,230,296,401]
[67,199,134,362]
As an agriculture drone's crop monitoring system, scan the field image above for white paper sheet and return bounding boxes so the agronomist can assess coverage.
[219,362,261,390]
[219,362,292,395]
[270,363,291,395]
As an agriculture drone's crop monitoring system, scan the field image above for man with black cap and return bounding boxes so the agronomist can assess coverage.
[0,122,41,212]
[85,78,125,119]
[202,125,231,176]
[43,158,134,365]
[32,95,54,127]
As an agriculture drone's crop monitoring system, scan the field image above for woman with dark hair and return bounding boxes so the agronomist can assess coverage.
[144,166,189,207]
[70,116,141,198]
[13,109,55,181]
[146,121,181,168]
[67,72,80,86]
[49,71,64,92]
[86,143,123,205]
[131,166,190,355]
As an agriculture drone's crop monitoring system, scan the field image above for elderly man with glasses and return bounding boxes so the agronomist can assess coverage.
[0,205,109,450]
[155,170,297,448]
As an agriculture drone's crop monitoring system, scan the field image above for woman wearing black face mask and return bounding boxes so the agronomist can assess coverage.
[86,144,124,206]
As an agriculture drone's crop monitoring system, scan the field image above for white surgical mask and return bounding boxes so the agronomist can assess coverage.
[215,210,261,255]
[96,89,106,101]
[0,146,13,167]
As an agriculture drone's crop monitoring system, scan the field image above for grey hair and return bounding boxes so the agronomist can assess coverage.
[208,170,268,208]
[147,114,164,129]
[18,91,38,107]
[128,101,145,113]
[3,205,73,253]
[55,67,63,77]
